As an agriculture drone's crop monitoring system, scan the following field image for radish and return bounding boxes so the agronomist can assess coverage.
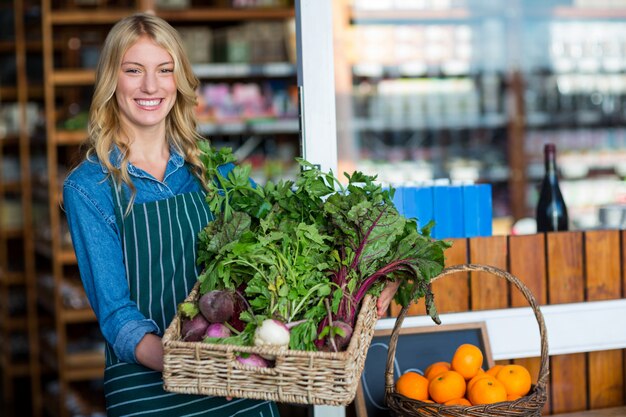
[203,322,231,339]
[181,314,210,342]
[199,290,235,323]
[236,353,269,368]
[253,319,290,355]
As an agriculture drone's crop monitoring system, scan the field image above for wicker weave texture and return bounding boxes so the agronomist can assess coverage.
[162,283,379,405]
[384,264,550,417]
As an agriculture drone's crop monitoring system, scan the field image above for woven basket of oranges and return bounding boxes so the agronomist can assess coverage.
[385,264,549,417]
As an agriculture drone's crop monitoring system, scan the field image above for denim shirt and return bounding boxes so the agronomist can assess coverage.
[63,148,207,364]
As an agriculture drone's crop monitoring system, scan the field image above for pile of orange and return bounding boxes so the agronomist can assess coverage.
[395,343,532,406]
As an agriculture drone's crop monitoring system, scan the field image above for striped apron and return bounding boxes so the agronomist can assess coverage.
[104,182,279,417]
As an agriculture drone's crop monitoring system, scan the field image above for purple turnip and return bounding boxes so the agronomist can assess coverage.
[236,353,270,368]
[327,320,353,352]
[199,290,235,323]
[182,314,210,342]
[203,322,231,339]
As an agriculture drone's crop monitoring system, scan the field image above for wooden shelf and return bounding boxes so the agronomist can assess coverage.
[0,358,31,377]
[51,69,95,86]
[65,350,104,372]
[1,180,24,193]
[34,240,77,265]
[55,130,87,145]
[157,7,294,22]
[36,278,94,324]
[0,270,26,285]
[0,86,18,100]
[40,344,103,381]
[61,308,96,324]
[0,226,25,239]
[0,316,28,332]
[0,133,20,145]
[50,9,137,25]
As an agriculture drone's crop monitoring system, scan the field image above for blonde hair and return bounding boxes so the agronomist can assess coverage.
[87,13,207,210]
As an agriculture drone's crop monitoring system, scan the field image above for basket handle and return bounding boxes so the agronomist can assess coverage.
[384,263,550,397]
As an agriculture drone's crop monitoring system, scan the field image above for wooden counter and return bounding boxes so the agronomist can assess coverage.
[554,406,626,416]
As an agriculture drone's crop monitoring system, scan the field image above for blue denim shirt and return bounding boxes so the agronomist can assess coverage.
[63,148,207,364]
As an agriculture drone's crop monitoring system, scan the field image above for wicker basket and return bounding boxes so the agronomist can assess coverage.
[162,282,379,405]
[385,264,549,417]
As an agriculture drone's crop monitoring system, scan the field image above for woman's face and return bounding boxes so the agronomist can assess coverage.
[116,36,177,133]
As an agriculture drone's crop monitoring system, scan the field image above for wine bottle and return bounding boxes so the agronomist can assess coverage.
[536,143,569,232]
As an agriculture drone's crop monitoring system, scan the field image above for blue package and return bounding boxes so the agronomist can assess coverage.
[399,186,434,232]
[462,184,492,237]
[432,185,464,239]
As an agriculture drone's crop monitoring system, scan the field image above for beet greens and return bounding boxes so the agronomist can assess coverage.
[191,143,450,352]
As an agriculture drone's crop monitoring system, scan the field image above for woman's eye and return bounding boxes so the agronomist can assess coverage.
[161,68,174,73]
[124,68,141,74]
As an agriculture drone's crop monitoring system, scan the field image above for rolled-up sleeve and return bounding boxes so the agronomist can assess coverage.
[63,178,159,364]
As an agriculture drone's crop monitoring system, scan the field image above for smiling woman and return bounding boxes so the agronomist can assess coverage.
[62,13,280,417]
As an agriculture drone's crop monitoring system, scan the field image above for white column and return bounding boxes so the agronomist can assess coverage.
[295,0,338,174]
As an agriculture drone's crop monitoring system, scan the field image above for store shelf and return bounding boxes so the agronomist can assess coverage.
[0,358,30,377]
[51,69,95,86]
[198,118,299,135]
[0,316,28,332]
[350,8,470,22]
[157,7,294,22]
[40,343,103,381]
[0,271,26,286]
[54,130,87,146]
[1,180,24,193]
[34,240,77,265]
[352,115,507,132]
[552,6,626,19]
[0,0,40,412]
[0,86,18,100]
[192,62,296,79]
[50,9,137,25]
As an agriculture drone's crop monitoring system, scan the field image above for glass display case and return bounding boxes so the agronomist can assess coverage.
[333,0,626,232]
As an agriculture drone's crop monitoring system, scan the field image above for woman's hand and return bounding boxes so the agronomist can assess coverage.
[376,280,401,318]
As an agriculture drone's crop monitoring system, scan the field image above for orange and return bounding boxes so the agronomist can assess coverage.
[395,371,430,401]
[424,361,451,381]
[507,394,522,401]
[467,371,491,392]
[444,397,472,406]
[486,364,504,377]
[428,370,466,404]
[496,364,532,397]
[468,377,507,405]
[451,343,484,380]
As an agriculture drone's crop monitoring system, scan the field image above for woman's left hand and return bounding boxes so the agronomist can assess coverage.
[376,280,401,318]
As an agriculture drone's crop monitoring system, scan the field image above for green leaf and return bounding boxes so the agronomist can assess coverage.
[177,301,199,319]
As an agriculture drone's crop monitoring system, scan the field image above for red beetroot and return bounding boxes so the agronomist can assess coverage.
[199,290,235,323]
[182,314,210,342]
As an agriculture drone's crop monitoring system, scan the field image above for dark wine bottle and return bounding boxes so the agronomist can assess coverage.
[536,143,568,232]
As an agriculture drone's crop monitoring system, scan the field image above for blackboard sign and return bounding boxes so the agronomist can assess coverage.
[355,322,493,417]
